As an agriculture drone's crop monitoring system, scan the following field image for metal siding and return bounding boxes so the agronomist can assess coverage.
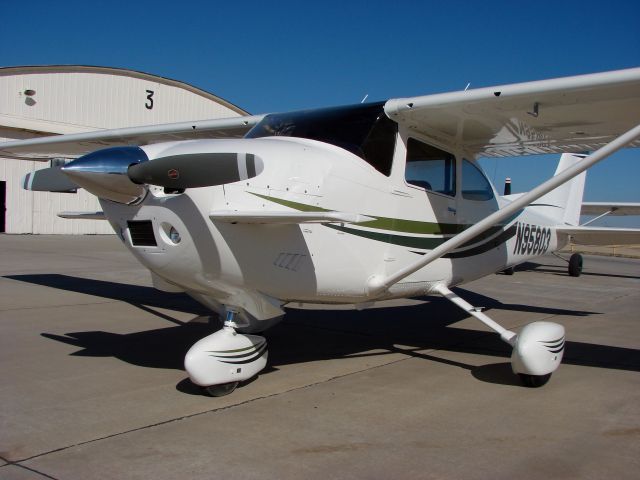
[0,155,34,233]
[0,68,243,234]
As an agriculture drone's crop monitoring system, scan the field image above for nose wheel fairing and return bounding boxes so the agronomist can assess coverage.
[184,309,268,395]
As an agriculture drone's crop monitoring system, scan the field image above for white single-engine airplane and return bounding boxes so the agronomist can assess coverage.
[3,68,640,396]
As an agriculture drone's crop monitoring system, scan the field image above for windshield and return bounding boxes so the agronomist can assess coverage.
[245,102,397,176]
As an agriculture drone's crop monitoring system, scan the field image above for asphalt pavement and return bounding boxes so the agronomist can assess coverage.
[1,235,638,479]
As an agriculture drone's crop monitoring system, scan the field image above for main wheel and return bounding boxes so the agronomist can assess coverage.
[568,253,583,277]
[203,381,239,397]
[503,267,515,275]
[518,373,551,388]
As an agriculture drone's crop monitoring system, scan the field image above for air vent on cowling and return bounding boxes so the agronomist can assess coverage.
[128,220,157,246]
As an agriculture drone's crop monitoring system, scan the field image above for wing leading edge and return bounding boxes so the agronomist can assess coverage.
[0,114,265,160]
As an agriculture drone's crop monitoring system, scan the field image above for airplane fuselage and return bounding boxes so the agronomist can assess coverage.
[100,132,565,327]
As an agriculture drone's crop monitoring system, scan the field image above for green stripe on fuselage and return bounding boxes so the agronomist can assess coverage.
[250,192,464,234]
[249,192,521,252]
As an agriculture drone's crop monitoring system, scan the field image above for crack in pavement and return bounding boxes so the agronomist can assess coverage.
[0,456,60,480]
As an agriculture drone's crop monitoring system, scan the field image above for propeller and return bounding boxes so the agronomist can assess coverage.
[57,146,264,204]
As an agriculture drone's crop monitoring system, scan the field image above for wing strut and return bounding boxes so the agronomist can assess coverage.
[366,123,640,297]
[434,285,516,344]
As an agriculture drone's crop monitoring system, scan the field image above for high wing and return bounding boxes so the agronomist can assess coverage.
[581,202,640,216]
[384,67,640,157]
[0,115,265,160]
[557,226,640,245]
[2,68,639,160]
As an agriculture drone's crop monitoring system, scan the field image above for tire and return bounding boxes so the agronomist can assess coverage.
[518,373,551,388]
[203,382,239,397]
[568,253,583,277]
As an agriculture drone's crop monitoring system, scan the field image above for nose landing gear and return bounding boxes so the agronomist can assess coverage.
[184,308,268,397]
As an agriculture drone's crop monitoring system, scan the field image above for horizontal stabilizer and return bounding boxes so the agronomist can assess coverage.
[57,211,106,220]
[23,167,78,192]
[209,211,373,224]
[557,226,640,245]
[581,202,640,216]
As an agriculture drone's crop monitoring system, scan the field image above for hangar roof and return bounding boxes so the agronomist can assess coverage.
[0,65,248,116]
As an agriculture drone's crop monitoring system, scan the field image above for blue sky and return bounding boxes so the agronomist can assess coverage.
[1,0,638,223]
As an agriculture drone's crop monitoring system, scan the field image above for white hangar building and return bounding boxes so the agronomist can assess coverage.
[0,65,248,234]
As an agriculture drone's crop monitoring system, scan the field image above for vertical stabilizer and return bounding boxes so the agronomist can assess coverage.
[537,153,587,225]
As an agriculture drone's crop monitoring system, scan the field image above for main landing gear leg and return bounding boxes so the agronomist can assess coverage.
[184,307,268,397]
[434,285,565,388]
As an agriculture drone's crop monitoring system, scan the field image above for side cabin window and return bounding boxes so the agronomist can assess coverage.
[461,159,494,201]
[405,138,456,196]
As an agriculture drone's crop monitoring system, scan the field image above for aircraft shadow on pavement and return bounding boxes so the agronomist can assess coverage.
[7,274,640,392]
[5,273,211,325]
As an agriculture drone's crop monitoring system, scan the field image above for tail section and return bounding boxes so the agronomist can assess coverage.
[536,153,587,226]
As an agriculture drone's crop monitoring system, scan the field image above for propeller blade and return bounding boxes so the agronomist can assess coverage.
[23,166,78,192]
[127,153,263,189]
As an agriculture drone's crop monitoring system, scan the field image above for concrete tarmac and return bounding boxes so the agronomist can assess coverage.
[1,235,639,479]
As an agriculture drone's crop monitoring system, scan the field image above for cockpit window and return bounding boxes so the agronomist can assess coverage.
[245,102,397,176]
[405,138,456,196]
[462,159,494,201]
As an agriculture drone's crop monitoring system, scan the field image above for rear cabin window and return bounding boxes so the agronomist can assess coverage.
[405,138,456,196]
[462,159,494,201]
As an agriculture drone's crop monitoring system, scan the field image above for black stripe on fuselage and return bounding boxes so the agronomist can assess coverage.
[408,224,518,258]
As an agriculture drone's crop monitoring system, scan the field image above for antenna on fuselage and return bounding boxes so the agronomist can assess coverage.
[361,94,369,103]
[504,177,512,195]
[464,83,471,91]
